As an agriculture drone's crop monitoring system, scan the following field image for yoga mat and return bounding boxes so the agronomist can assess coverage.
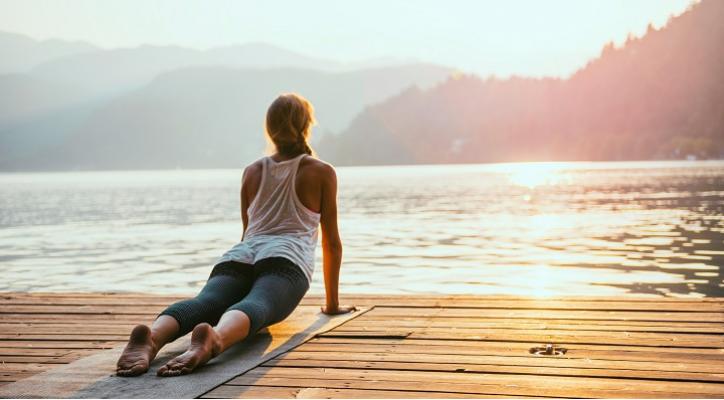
[0,305,369,399]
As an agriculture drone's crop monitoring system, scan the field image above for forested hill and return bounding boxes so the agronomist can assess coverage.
[319,0,724,165]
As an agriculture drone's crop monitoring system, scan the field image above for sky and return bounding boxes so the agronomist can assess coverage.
[0,0,694,78]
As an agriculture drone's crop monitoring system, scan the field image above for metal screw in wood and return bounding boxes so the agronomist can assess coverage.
[529,343,567,356]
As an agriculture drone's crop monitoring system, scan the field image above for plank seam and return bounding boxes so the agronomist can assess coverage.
[315,335,724,349]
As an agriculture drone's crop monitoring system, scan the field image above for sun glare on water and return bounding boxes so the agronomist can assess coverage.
[506,162,571,189]
[503,162,580,297]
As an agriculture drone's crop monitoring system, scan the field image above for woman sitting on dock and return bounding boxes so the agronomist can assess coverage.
[116,93,356,377]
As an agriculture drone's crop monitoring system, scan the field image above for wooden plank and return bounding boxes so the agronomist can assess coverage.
[16,314,718,327]
[296,341,724,364]
[332,322,724,342]
[0,334,130,341]
[0,316,153,326]
[336,300,724,312]
[0,372,36,383]
[270,350,724,375]
[0,348,75,356]
[0,355,81,364]
[0,325,138,334]
[0,340,120,349]
[4,318,720,335]
[201,386,309,399]
[0,330,311,341]
[263,358,724,383]
[322,329,724,348]
[0,304,315,316]
[364,307,724,322]
[228,372,724,398]
[0,314,154,323]
[202,385,521,398]
[238,367,724,396]
[0,348,97,357]
[14,319,717,333]
[353,316,724,328]
[1,292,181,298]
[9,293,722,302]
[4,295,722,311]
[0,298,183,306]
[230,376,561,397]
[0,329,311,341]
[0,305,165,315]
[310,336,724,352]
[5,292,723,304]
[0,363,56,373]
[340,318,724,334]
[0,325,137,334]
[0,320,150,326]
[307,294,724,303]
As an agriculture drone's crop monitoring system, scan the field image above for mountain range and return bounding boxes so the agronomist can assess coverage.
[0,33,451,170]
[1,0,722,170]
[318,0,724,165]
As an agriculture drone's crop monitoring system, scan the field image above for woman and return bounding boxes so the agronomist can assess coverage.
[116,93,355,377]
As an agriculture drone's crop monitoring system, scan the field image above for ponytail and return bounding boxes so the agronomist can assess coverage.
[265,93,316,157]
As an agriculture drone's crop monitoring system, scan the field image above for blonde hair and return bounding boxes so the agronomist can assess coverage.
[264,93,316,157]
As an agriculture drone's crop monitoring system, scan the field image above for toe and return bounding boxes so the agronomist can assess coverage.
[158,360,183,376]
[117,368,135,377]
[128,365,146,376]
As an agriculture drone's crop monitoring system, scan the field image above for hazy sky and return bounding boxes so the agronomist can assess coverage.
[0,0,694,77]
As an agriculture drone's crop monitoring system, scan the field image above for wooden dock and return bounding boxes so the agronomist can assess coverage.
[1,293,723,398]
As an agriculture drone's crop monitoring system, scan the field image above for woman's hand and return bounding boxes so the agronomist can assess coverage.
[321,305,357,315]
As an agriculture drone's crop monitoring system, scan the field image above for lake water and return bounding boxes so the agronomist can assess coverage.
[1,161,723,298]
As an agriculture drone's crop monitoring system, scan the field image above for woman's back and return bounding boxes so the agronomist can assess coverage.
[216,153,331,283]
[245,153,320,238]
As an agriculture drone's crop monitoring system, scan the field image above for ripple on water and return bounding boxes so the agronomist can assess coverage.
[1,161,723,297]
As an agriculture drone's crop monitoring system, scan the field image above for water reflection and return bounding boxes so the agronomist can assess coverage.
[0,161,722,297]
[506,162,570,189]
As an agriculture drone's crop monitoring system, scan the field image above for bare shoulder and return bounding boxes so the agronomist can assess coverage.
[299,156,337,182]
[241,159,264,199]
[242,159,264,181]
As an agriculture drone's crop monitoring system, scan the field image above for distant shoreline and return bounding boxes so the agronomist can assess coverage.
[1,158,723,174]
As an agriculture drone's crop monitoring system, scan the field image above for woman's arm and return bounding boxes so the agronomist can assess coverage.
[318,165,355,315]
[239,162,262,241]
[240,167,250,241]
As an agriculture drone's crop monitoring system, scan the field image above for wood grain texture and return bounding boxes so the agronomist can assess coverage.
[1,292,723,398]
[0,297,367,399]
[216,295,724,399]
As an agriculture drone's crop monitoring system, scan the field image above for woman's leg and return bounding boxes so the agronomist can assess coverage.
[156,257,309,376]
[116,261,254,376]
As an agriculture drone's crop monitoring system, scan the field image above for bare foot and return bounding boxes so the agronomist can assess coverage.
[116,324,158,377]
[157,323,221,377]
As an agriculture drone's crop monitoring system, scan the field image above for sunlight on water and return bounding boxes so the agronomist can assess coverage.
[506,162,570,189]
[1,160,723,297]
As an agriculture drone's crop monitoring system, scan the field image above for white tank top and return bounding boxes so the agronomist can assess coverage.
[216,154,321,283]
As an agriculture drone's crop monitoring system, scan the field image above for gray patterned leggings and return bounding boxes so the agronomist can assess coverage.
[158,257,309,340]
